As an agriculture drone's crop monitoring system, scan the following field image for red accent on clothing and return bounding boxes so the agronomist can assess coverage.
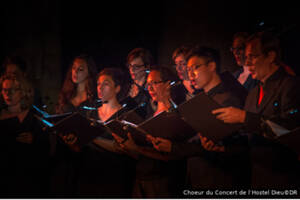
[258,85,264,106]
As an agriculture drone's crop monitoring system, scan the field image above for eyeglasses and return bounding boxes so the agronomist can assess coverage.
[147,81,165,88]
[2,88,21,94]
[174,61,187,67]
[128,64,145,71]
[187,63,208,74]
[230,45,245,53]
[245,53,263,61]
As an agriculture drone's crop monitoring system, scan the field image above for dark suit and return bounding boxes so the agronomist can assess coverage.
[171,81,250,190]
[244,67,300,189]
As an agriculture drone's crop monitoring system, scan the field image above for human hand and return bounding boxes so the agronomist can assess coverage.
[62,133,78,145]
[111,133,127,153]
[119,133,139,152]
[61,133,81,152]
[147,135,172,153]
[212,106,246,124]
[16,132,33,144]
[198,133,224,152]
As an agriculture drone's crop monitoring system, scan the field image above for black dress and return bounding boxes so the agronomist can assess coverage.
[0,108,50,197]
[76,105,137,198]
[48,100,94,196]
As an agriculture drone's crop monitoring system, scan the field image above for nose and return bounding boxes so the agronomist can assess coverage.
[244,56,253,67]
[188,70,195,80]
[2,89,11,96]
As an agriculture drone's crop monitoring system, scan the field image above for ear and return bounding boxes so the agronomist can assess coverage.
[115,85,121,94]
[208,62,216,72]
[267,51,277,63]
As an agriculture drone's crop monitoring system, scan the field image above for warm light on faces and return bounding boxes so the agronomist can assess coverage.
[187,56,213,91]
[97,75,120,102]
[232,37,246,66]
[147,71,169,102]
[128,57,146,82]
[1,79,22,106]
[72,58,89,84]
[245,40,269,81]
[174,54,188,80]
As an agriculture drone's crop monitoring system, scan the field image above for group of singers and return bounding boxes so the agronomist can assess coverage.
[0,31,299,198]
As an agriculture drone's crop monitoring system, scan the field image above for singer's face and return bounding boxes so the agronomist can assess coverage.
[244,39,270,82]
[174,54,189,80]
[72,58,89,84]
[147,70,169,102]
[1,79,22,107]
[128,57,147,83]
[97,75,120,102]
[187,56,213,91]
[232,37,246,67]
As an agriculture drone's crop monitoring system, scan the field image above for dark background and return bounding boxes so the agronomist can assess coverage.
[1,0,299,112]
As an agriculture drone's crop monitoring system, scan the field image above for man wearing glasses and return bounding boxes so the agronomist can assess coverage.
[213,31,300,189]
[148,46,250,190]
[126,48,155,118]
[231,32,258,91]
[172,45,195,99]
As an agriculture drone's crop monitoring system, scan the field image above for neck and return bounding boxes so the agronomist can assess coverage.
[183,80,194,94]
[76,81,88,99]
[7,103,22,114]
[77,81,87,93]
[135,76,146,87]
[261,64,279,83]
[99,97,121,114]
[242,65,250,74]
[204,74,222,93]
[156,98,171,113]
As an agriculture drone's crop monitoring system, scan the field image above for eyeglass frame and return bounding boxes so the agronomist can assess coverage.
[127,64,146,71]
[147,80,165,88]
[230,44,245,53]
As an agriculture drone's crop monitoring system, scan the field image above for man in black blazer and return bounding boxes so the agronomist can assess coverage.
[149,46,250,191]
[213,31,300,189]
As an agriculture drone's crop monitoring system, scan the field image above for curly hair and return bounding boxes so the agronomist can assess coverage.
[56,54,98,113]
[0,74,34,111]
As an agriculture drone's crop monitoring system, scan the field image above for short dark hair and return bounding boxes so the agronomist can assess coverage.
[232,32,249,41]
[246,31,281,64]
[186,46,221,74]
[126,48,154,67]
[149,65,186,105]
[172,44,193,61]
[97,67,130,102]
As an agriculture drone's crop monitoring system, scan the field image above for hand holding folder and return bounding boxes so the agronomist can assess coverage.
[105,111,196,147]
[50,112,107,147]
[177,92,242,143]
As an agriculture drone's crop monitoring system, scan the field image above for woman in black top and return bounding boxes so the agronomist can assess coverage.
[62,67,136,198]
[0,74,50,197]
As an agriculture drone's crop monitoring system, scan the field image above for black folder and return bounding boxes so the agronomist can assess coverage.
[276,127,300,154]
[105,119,150,146]
[50,112,106,147]
[118,106,146,125]
[177,92,242,143]
[105,111,196,146]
